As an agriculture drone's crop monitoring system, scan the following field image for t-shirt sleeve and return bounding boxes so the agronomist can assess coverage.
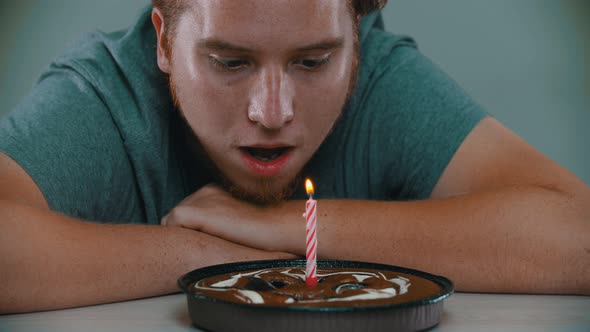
[359,44,488,200]
[0,64,145,223]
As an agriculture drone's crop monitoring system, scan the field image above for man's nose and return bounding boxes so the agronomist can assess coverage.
[247,66,294,130]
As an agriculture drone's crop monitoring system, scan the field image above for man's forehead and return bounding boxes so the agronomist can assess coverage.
[182,0,351,50]
[187,0,348,18]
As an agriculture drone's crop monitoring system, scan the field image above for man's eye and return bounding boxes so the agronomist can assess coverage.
[209,56,249,71]
[294,57,331,70]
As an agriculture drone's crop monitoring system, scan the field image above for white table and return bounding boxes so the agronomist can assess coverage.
[1,293,588,331]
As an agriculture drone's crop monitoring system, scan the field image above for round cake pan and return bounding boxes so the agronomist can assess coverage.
[178,259,454,332]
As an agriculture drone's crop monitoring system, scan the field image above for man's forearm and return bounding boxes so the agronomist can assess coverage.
[200,185,583,294]
[281,186,589,294]
[0,200,293,314]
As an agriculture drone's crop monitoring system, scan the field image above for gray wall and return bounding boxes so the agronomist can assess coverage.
[1,0,588,184]
[383,1,590,185]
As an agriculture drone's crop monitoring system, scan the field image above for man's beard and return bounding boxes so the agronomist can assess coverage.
[173,109,303,205]
[172,100,303,206]
[167,36,360,206]
[223,172,303,206]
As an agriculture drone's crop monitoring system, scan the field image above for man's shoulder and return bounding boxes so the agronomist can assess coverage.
[314,13,486,201]
[355,12,419,106]
[359,12,418,76]
[49,6,160,89]
[41,5,171,143]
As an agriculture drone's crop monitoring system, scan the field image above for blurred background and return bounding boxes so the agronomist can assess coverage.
[1,0,588,184]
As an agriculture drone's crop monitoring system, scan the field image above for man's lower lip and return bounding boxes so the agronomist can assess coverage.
[240,150,293,177]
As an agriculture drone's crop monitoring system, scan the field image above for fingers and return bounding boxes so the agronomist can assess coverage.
[160,215,169,226]
[160,206,193,228]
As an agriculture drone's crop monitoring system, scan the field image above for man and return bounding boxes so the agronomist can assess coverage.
[0,0,588,314]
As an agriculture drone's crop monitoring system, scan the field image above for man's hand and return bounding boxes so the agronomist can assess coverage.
[161,184,304,254]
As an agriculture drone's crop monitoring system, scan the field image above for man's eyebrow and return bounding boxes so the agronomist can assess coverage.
[196,39,253,52]
[195,38,345,53]
[294,38,345,52]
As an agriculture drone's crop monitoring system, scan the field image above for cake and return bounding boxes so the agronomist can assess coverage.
[191,266,442,307]
[181,260,454,332]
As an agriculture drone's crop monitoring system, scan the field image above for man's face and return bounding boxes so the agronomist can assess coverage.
[159,0,356,204]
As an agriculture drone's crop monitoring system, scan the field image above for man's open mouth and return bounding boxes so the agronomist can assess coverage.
[242,147,292,162]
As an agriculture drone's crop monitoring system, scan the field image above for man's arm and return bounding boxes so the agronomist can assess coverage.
[0,153,295,314]
[162,118,590,294]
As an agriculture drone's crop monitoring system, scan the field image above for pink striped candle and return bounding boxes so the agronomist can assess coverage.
[304,178,318,287]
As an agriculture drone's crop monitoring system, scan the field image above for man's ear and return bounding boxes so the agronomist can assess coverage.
[152,7,171,73]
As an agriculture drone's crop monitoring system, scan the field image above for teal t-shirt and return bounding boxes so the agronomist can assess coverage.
[0,7,485,224]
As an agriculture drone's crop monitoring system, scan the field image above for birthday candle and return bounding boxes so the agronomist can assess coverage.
[304,178,318,287]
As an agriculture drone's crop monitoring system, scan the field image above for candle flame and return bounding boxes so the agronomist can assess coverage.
[305,178,314,195]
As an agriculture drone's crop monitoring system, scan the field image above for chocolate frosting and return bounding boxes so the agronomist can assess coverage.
[192,267,442,307]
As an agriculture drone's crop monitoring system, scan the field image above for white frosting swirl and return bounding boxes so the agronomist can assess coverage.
[195,268,412,305]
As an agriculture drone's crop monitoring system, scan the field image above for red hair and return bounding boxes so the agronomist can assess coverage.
[152,0,387,55]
